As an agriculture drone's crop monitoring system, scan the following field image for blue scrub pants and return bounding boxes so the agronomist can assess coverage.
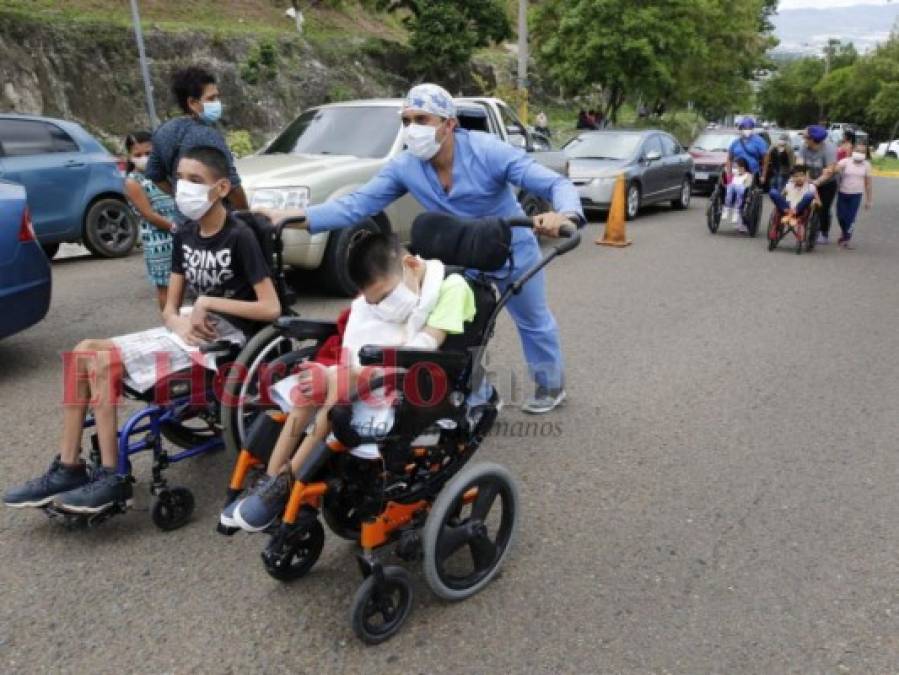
[475,226,565,395]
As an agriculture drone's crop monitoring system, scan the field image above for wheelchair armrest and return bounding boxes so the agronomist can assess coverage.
[274,316,339,340]
[200,339,239,355]
[358,345,469,373]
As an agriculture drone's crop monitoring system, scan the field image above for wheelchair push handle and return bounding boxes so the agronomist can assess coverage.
[505,216,581,254]
[555,223,581,255]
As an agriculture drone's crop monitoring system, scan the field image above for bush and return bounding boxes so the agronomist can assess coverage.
[226,130,254,158]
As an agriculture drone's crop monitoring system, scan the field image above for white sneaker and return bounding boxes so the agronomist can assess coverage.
[732,209,742,224]
[735,223,749,234]
[722,207,732,223]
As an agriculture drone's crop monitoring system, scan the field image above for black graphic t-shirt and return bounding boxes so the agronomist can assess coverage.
[171,214,271,336]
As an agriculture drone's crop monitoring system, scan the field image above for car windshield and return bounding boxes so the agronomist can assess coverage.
[691,133,738,152]
[264,105,401,158]
[562,133,641,160]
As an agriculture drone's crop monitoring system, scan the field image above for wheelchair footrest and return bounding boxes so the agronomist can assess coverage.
[43,499,130,528]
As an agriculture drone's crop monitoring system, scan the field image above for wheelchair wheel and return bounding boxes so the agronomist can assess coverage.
[261,518,325,581]
[322,488,364,541]
[151,487,195,531]
[350,565,414,645]
[222,326,318,455]
[767,213,780,251]
[422,462,518,601]
[706,188,722,234]
[746,189,763,238]
[806,210,821,252]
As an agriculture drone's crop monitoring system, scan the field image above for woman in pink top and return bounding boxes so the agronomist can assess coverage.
[834,144,873,249]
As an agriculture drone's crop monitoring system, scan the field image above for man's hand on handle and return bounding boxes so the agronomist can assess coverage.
[254,208,308,229]
[533,212,575,238]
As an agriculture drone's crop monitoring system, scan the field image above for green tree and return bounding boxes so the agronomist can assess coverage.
[372,0,510,80]
[531,0,773,122]
[757,57,825,127]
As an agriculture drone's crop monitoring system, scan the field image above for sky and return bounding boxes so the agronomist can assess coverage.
[778,0,893,8]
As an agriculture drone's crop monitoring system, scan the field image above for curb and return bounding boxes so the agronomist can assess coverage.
[872,170,899,178]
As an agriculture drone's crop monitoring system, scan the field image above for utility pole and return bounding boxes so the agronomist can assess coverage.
[517,0,528,124]
[129,0,159,128]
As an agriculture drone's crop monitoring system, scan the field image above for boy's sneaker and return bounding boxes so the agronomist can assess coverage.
[522,386,567,415]
[3,456,90,508]
[735,223,749,234]
[233,473,291,532]
[816,232,829,245]
[53,466,133,514]
[220,499,240,529]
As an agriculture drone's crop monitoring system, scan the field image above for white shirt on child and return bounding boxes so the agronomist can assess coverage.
[783,179,817,208]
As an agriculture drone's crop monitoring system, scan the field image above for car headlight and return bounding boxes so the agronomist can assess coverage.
[249,186,311,210]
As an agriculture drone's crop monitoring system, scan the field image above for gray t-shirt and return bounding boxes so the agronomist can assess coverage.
[798,141,837,182]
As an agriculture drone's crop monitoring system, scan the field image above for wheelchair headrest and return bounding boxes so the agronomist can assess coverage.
[231,211,276,277]
[410,213,511,272]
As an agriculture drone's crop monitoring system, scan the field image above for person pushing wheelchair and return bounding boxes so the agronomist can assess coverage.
[259,83,585,414]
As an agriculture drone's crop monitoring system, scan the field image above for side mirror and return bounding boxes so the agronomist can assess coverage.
[644,150,662,162]
[508,133,528,150]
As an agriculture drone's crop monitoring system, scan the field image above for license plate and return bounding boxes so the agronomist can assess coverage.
[695,171,709,180]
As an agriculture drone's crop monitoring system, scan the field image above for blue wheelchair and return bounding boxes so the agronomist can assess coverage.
[45,213,314,530]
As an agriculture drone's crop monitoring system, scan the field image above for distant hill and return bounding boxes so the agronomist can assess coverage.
[772,3,899,55]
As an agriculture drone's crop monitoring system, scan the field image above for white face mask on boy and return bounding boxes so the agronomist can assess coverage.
[370,273,419,323]
[175,180,215,221]
[852,151,865,162]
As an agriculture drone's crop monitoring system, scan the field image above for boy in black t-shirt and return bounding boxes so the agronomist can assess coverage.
[3,146,281,515]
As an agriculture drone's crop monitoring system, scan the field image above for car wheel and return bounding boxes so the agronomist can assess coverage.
[319,218,380,297]
[83,198,137,258]
[625,182,641,221]
[672,178,691,210]
[41,243,60,260]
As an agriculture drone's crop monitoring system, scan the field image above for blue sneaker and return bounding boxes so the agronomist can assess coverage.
[4,456,90,508]
[234,473,291,532]
[53,466,132,514]
[220,498,239,529]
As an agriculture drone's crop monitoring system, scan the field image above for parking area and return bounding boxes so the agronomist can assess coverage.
[2,186,899,672]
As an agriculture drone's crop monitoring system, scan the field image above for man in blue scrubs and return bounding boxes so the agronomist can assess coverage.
[269,84,585,413]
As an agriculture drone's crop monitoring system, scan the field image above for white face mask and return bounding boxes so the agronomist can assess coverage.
[741,129,752,138]
[370,274,418,323]
[852,151,865,162]
[131,156,148,172]
[175,179,215,221]
[404,123,443,160]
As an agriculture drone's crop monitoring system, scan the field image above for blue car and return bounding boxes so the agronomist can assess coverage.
[0,114,136,259]
[0,180,51,339]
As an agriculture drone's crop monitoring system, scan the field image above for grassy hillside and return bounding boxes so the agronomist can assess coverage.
[0,0,406,40]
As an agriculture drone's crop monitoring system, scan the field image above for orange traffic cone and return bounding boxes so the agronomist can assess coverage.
[596,173,632,247]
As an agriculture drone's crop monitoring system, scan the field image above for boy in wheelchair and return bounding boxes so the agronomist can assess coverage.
[3,146,281,516]
[769,164,819,230]
[222,230,476,532]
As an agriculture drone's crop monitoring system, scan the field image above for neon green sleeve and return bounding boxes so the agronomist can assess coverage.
[426,274,476,335]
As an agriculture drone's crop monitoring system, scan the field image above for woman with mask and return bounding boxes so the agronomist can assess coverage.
[259,83,585,415]
[833,143,873,249]
[144,66,248,219]
[798,125,839,245]
[123,131,177,309]
[761,133,795,195]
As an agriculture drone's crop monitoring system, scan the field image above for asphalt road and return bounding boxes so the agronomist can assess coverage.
[2,182,898,673]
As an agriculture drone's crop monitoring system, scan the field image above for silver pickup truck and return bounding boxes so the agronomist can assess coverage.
[237,97,559,295]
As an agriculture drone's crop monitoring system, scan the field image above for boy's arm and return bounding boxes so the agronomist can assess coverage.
[195,278,281,325]
[124,178,174,231]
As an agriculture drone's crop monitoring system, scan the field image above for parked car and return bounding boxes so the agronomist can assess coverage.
[688,128,740,194]
[874,139,899,158]
[786,129,805,153]
[0,114,136,259]
[0,180,51,339]
[238,97,560,295]
[563,130,693,219]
